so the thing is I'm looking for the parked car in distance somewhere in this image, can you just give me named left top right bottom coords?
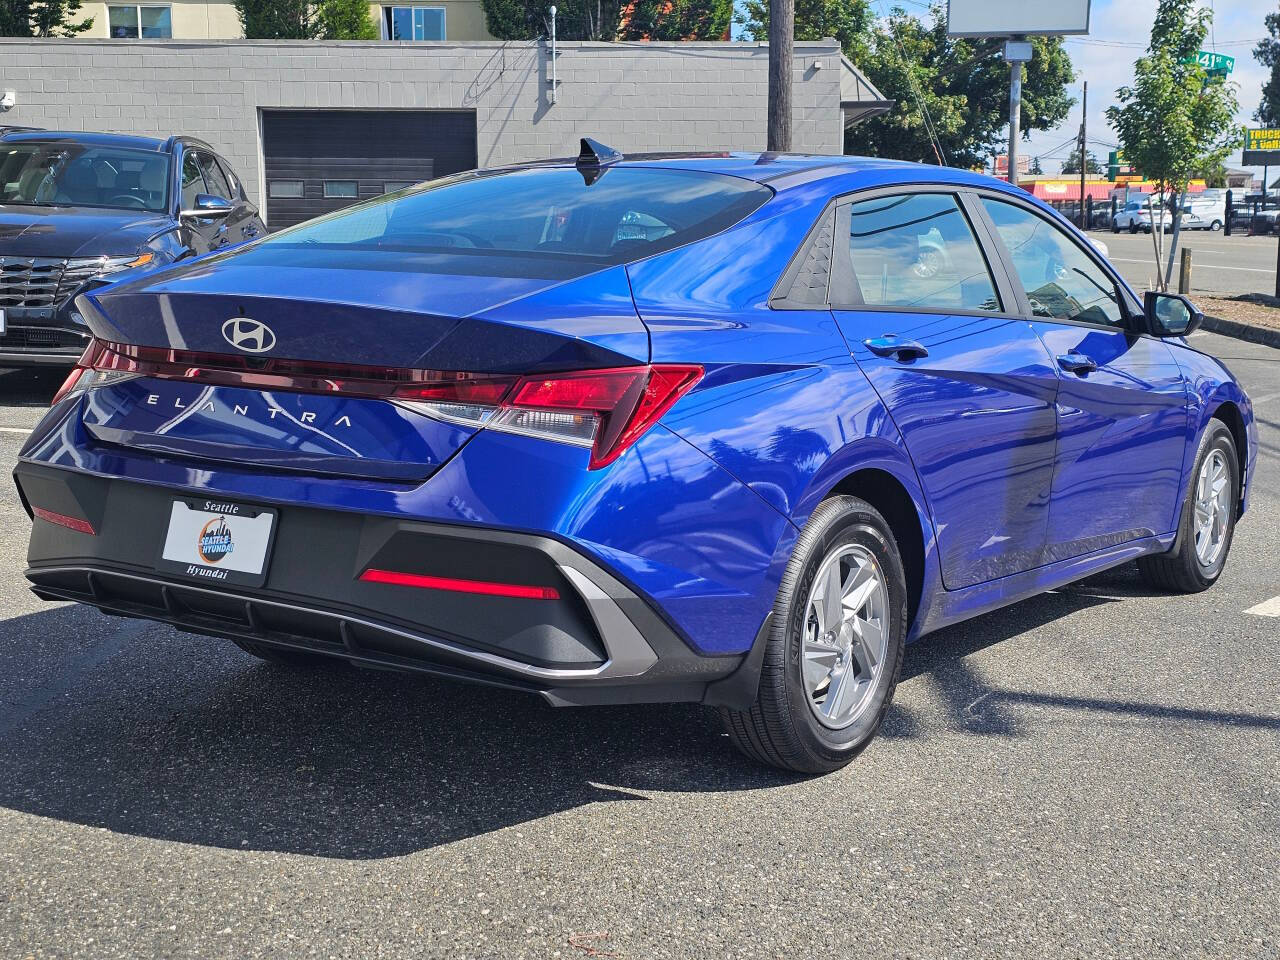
left=1112, top=199, right=1170, bottom=234
left=0, top=130, right=263, bottom=367
left=17, top=145, right=1257, bottom=774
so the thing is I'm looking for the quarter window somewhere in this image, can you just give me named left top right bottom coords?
left=108, top=5, right=172, bottom=38
left=981, top=198, right=1125, bottom=327
left=383, top=6, right=446, bottom=40
left=840, top=193, right=1001, bottom=312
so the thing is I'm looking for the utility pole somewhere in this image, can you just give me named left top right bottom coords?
left=1005, top=38, right=1031, bottom=187
left=767, top=0, right=794, bottom=151
left=1078, top=81, right=1087, bottom=229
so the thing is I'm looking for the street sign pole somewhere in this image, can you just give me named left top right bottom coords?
left=1005, top=38, right=1032, bottom=188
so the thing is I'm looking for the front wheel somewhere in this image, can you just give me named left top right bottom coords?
left=1129, top=223, right=1138, bottom=234
left=1138, top=421, right=1238, bottom=592
left=719, top=496, right=908, bottom=774
left=1210, top=220, right=1223, bottom=231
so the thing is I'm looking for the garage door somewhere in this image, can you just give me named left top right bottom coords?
left=261, top=110, right=477, bottom=230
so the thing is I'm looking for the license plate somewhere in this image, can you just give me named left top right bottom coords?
left=158, top=499, right=276, bottom=587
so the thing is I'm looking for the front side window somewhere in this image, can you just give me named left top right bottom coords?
left=384, top=5, right=445, bottom=40
left=108, top=5, right=172, bottom=38
left=981, top=198, right=1125, bottom=327
left=180, top=151, right=205, bottom=209
left=0, top=141, right=170, bottom=212
left=841, top=193, right=1001, bottom=312
left=195, top=152, right=232, bottom=201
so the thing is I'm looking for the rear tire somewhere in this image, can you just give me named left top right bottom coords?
left=1210, top=220, right=1222, bottom=231
left=719, top=496, right=908, bottom=774
left=1129, top=223, right=1138, bottom=234
left=1137, top=421, right=1238, bottom=593
left=232, top=638, right=339, bottom=667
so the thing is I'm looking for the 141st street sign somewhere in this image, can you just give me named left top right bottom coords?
left=1243, top=128, right=1280, bottom=167
left=1181, top=50, right=1234, bottom=76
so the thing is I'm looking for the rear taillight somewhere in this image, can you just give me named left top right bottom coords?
left=403, top=364, right=703, bottom=468
left=63, top=338, right=702, bottom=469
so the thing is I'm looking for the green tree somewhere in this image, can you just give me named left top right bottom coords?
left=621, top=0, right=732, bottom=41
left=1256, top=6, right=1280, bottom=126
left=482, top=0, right=729, bottom=40
left=1107, top=0, right=1240, bottom=289
left=0, top=0, right=94, bottom=37
left=1061, top=149, right=1102, bottom=175
left=233, top=0, right=376, bottom=39
left=737, top=0, right=872, bottom=64
left=1028, top=156, right=1044, bottom=176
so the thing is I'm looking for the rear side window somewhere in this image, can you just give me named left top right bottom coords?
left=260, top=167, right=772, bottom=277
left=981, top=198, right=1125, bottom=327
left=840, top=193, right=1001, bottom=312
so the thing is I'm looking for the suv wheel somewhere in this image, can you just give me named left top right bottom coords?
left=1138, top=421, right=1238, bottom=592
left=719, top=496, right=907, bottom=774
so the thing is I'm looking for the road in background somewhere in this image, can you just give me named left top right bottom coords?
left=0, top=333, right=1277, bottom=959
left=1092, top=230, right=1278, bottom=297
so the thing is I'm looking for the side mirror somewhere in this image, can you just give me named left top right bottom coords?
left=1143, top=290, right=1203, bottom=338
left=180, top=193, right=233, bottom=219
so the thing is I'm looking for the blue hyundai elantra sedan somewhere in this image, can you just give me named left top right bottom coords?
left=15, top=142, right=1257, bottom=773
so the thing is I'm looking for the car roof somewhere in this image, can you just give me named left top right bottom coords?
left=0, top=130, right=170, bottom=151
left=493, top=151, right=1023, bottom=195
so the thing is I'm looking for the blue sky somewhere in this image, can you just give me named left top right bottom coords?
left=1024, top=0, right=1269, bottom=177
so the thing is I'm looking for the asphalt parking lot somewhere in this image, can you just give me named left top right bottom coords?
left=0, top=332, right=1277, bottom=960
left=1091, top=229, right=1279, bottom=298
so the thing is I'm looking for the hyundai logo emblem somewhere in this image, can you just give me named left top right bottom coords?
left=221, top=317, right=276, bottom=354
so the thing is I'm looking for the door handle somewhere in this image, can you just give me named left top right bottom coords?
left=1057, top=352, right=1098, bottom=375
left=864, top=336, right=929, bottom=362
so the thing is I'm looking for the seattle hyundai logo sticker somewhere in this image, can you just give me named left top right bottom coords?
left=197, top=516, right=234, bottom=564
left=221, top=317, right=276, bottom=353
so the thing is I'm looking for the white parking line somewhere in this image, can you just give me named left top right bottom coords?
left=1250, top=392, right=1280, bottom=406
left=1244, top=596, right=1280, bottom=618
left=1108, top=257, right=1273, bottom=274
left=0, top=426, right=32, bottom=435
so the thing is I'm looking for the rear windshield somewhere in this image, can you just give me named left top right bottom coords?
left=0, top=141, right=171, bottom=213
left=261, top=166, right=772, bottom=278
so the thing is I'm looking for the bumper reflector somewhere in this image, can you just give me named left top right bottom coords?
left=359, top=567, right=560, bottom=600
left=32, top=507, right=96, bottom=535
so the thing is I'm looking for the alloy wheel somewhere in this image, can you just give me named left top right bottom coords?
left=1193, top=448, right=1232, bottom=567
left=801, top=544, right=890, bottom=730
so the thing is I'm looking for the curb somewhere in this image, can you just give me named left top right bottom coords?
left=1200, top=315, right=1280, bottom=349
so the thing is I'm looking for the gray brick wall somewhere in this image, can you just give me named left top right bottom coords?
left=0, top=38, right=847, bottom=207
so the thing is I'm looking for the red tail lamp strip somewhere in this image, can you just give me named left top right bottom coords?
left=32, top=507, right=96, bottom=535
left=359, top=567, right=560, bottom=600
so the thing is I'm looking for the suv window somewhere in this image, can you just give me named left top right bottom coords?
left=981, top=198, right=1125, bottom=327
left=839, top=193, right=1001, bottom=312
left=0, top=141, right=170, bottom=213
left=195, top=152, right=233, bottom=202
left=180, top=151, right=205, bottom=209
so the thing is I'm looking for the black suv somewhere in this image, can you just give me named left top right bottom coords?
left=0, top=130, right=264, bottom=366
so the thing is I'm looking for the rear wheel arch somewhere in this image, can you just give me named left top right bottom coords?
left=823, top=468, right=925, bottom=631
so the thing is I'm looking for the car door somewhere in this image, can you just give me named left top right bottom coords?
left=176, top=148, right=223, bottom=255
left=828, top=190, right=1061, bottom=589
left=975, top=195, right=1188, bottom=563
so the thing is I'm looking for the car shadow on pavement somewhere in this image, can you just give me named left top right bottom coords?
left=0, top=563, right=1270, bottom=860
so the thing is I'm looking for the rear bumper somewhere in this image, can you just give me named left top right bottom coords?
left=15, top=461, right=747, bottom=706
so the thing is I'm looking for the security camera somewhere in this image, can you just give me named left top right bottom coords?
left=0, top=91, right=15, bottom=112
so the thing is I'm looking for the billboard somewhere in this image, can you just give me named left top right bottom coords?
left=947, top=0, right=1091, bottom=37
left=1242, top=128, right=1280, bottom=167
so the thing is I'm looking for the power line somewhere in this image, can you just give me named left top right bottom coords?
left=875, top=0, right=947, bottom=166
